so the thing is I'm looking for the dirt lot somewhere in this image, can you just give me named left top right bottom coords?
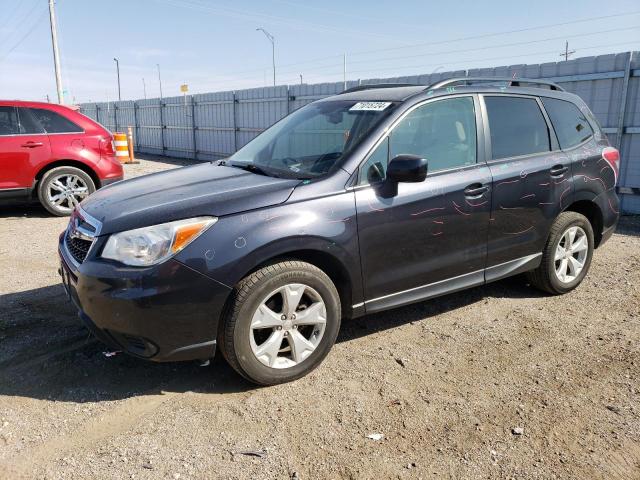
left=0, top=155, right=639, bottom=480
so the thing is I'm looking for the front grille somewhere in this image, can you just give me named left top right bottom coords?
left=63, top=208, right=101, bottom=265
left=65, top=228, right=93, bottom=264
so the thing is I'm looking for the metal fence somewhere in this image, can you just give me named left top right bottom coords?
left=79, top=51, right=640, bottom=214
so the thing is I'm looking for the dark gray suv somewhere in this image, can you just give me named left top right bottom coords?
left=58, top=78, right=620, bottom=385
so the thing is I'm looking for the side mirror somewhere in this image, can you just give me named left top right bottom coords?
left=387, top=154, right=428, bottom=183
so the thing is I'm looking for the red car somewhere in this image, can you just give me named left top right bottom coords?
left=0, top=100, right=123, bottom=216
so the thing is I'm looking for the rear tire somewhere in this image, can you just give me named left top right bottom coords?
left=219, top=261, right=341, bottom=385
left=38, top=166, right=95, bottom=216
left=527, top=211, right=594, bottom=295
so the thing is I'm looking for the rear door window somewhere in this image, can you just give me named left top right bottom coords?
left=29, top=108, right=83, bottom=133
left=0, top=106, right=19, bottom=135
left=541, top=97, right=594, bottom=149
left=17, top=108, right=46, bottom=134
left=484, top=96, right=551, bottom=160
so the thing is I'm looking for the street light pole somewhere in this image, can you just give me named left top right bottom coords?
left=343, top=53, right=347, bottom=91
left=48, top=0, right=64, bottom=104
left=256, top=27, right=275, bottom=86
left=113, top=58, right=121, bottom=101
left=142, top=77, right=147, bottom=99
left=157, top=63, right=163, bottom=99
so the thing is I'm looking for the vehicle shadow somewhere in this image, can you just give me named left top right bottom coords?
left=338, top=275, right=544, bottom=343
left=0, top=202, right=53, bottom=219
left=0, top=276, right=543, bottom=403
left=616, top=214, right=640, bottom=237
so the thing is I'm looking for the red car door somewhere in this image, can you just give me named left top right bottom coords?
left=0, top=105, right=52, bottom=190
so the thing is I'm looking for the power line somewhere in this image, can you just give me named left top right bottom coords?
left=151, top=0, right=410, bottom=44
left=0, top=9, right=48, bottom=63
left=285, top=26, right=639, bottom=74
left=0, top=0, right=34, bottom=26
left=198, top=40, right=639, bottom=92
left=349, top=11, right=640, bottom=58
left=161, top=10, right=640, bottom=86
left=192, top=27, right=638, bottom=90
left=0, top=0, right=41, bottom=49
left=318, top=41, right=640, bottom=78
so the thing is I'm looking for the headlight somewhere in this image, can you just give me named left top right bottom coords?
left=101, top=217, right=217, bottom=266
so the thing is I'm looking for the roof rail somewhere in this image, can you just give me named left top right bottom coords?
left=428, top=77, right=564, bottom=92
left=341, top=83, right=420, bottom=94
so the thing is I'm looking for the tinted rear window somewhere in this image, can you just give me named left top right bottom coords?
left=30, top=108, right=83, bottom=133
left=541, top=97, right=594, bottom=149
left=485, top=96, right=550, bottom=160
left=0, top=106, right=19, bottom=135
left=17, top=108, right=46, bottom=134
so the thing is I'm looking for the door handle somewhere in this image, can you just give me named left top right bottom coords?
left=464, top=183, right=489, bottom=198
left=21, top=141, right=44, bottom=148
left=550, top=164, right=568, bottom=177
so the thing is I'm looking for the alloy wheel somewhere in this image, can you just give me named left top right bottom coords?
left=46, top=174, right=89, bottom=213
left=249, top=283, right=327, bottom=369
left=554, top=226, right=588, bottom=284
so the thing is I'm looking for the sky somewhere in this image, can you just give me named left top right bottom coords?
left=0, top=0, right=638, bottom=104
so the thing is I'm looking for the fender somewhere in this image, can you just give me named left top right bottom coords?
left=175, top=189, right=364, bottom=310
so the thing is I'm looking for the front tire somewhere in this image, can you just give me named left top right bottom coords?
left=220, top=261, right=341, bottom=385
left=527, top=211, right=594, bottom=294
left=37, top=166, right=95, bottom=216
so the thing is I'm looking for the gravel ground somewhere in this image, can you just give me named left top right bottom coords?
left=0, top=155, right=639, bottom=480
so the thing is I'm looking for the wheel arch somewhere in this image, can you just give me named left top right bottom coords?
left=33, top=159, right=101, bottom=193
left=563, top=198, right=604, bottom=247
left=245, top=247, right=356, bottom=320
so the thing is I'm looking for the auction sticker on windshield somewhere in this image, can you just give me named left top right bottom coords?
left=349, top=102, right=392, bottom=111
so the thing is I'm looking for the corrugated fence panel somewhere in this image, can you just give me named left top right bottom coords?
left=135, top=99, right=163, bottom=154
left=236, top=86, right=289, bottom=149
left=193, top=90, right=235, bottom=159
left=79, top=51, right=640, bottom=213
left=95, top=102, right=116, bottom=132
left=162, top=95, right=195, bottom=158
left=619, top=52, right=640, bottom=213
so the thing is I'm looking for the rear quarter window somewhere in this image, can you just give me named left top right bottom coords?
left=541, top=97, right=594, bottom=149
left=29, top=108, right=83, bottom=133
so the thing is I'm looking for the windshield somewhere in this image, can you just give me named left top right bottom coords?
left=228, top=100, right=397, bottom=179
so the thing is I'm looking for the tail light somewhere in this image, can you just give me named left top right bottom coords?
left=602, top=147, right=619, bottom=184
left=99, top=136, right=116, bottom=159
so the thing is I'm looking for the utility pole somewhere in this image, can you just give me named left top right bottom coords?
left=48, top=0, right=64, bottom=104
left=157, top=64, right=163, bottom=99
left=113, top=58, right=121, bottom=100
left=256, top=28, right=275, bottom=86
left=142, top=77, right=147, bottom=99
left=560, top=41, right=575, bottom=61
left=343, top=53, right=347, bottom=90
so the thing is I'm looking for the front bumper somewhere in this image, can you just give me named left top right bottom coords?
left=100, top=175, right=124, bottom=188
left=58, top=234, right=231, bottom=362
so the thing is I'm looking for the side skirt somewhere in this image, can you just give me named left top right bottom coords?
left=484, top=253, right=542, bottom=283
left=356, top=253, right=542, bottom=315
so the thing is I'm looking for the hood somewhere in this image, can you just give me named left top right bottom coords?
left=81, top=163, right=300, bottom=235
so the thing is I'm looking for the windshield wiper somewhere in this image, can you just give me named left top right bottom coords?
left=228, top=163, right=277, bottom=178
